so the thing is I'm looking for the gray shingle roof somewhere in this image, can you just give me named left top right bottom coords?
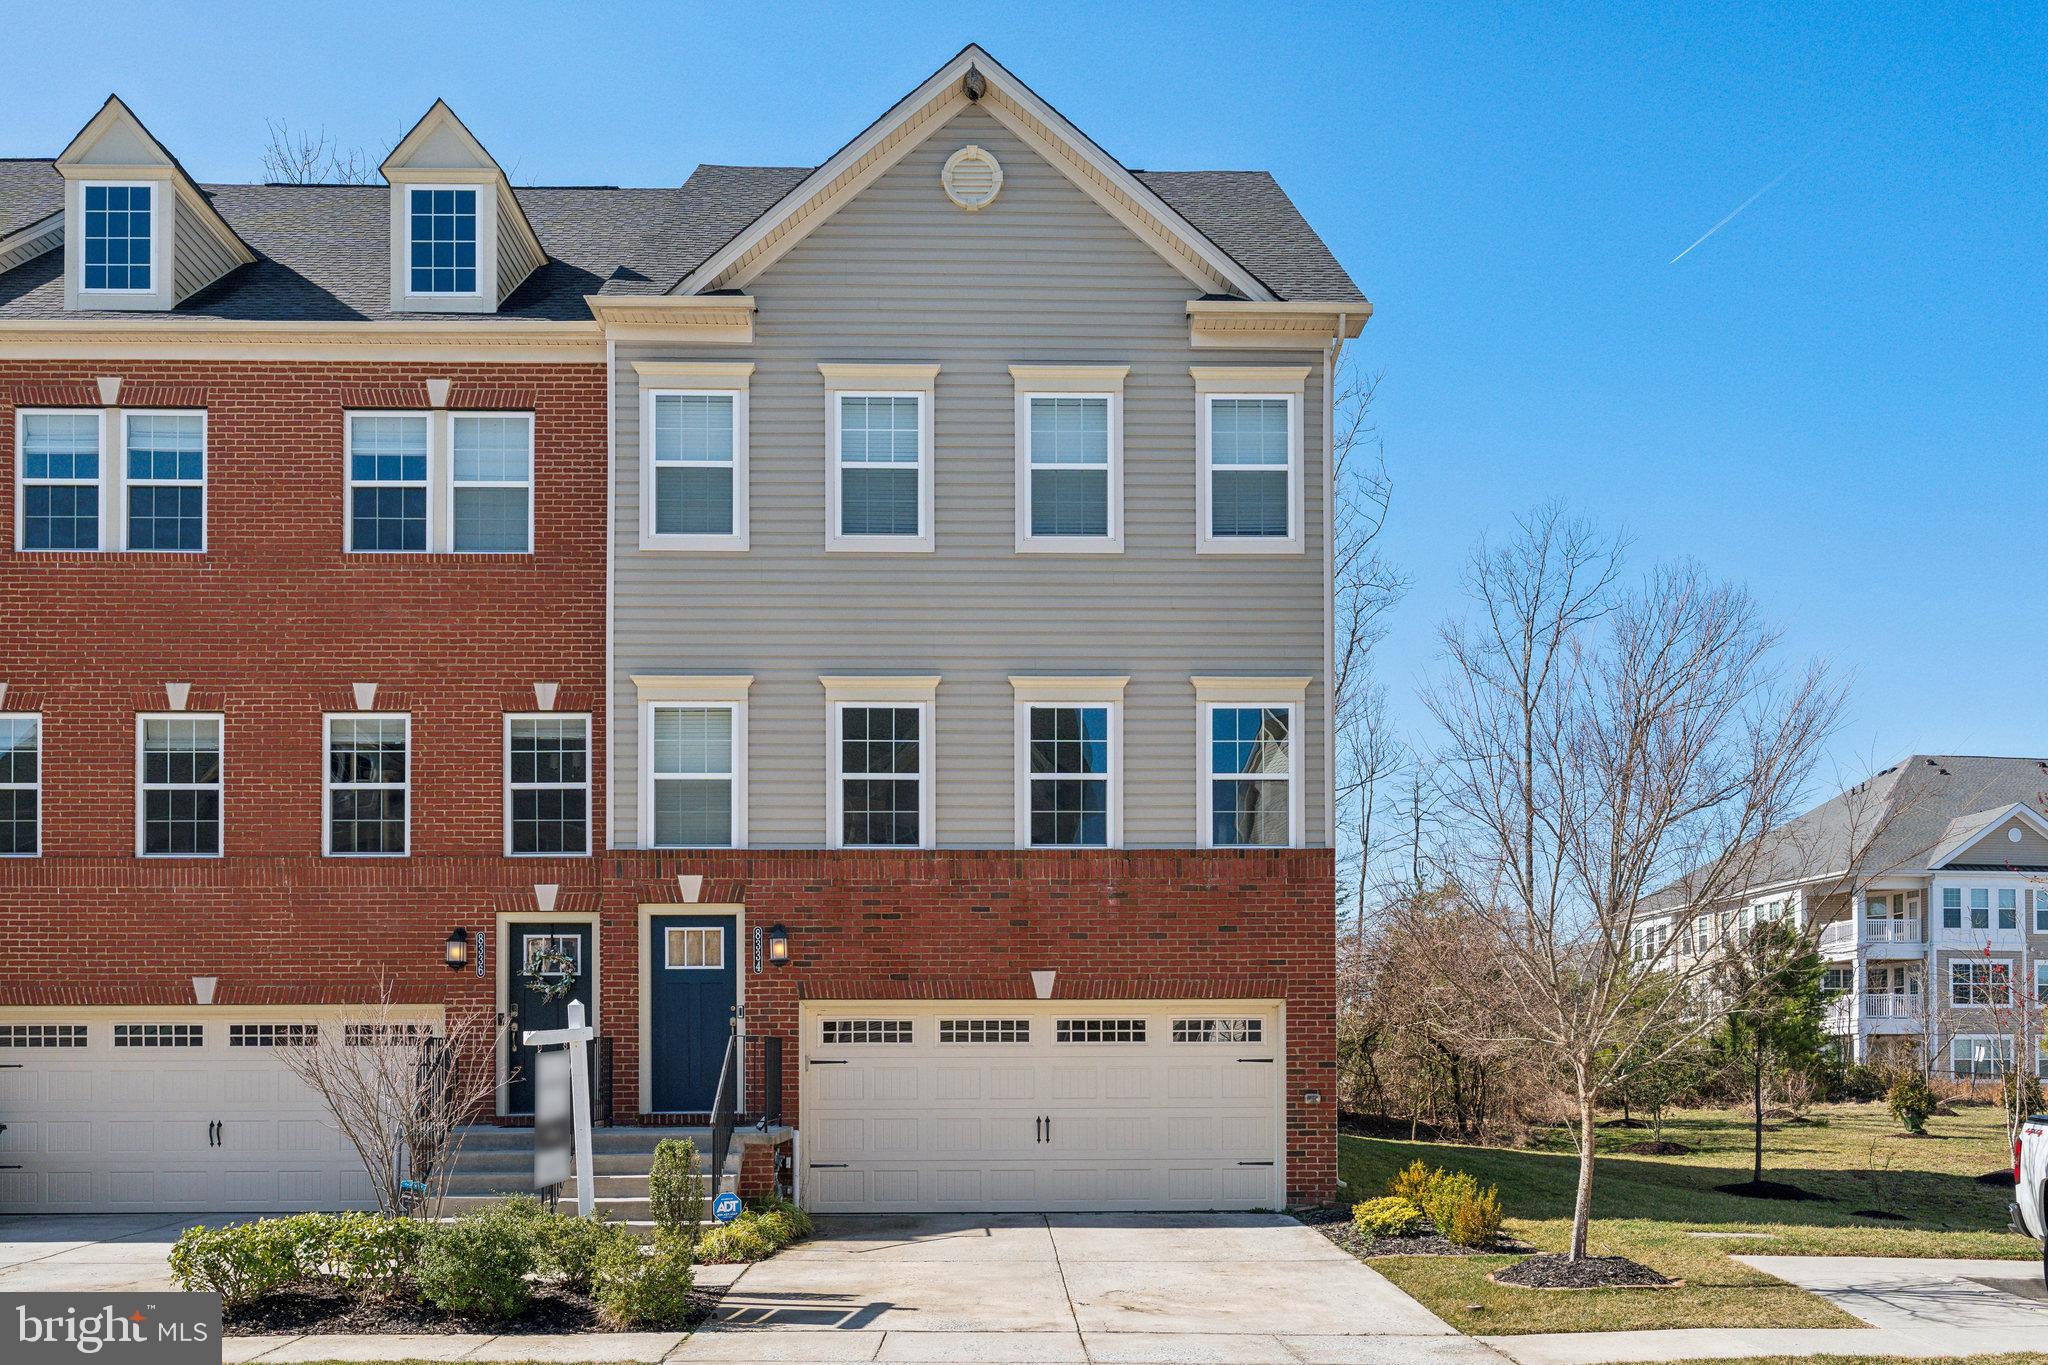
left=1136, top=171, right=1365, bottom=303
left=0, top=154, right=1361, bottom=319
left=0, top=159, right=63, bottom=240
left=1647, top=755, right=2048, bottom=909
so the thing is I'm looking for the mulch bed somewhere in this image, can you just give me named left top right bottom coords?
left=223, top=1279, right=725, bottom=1336
left=1620, top=1140, right=1693, bottom=1156
left=1712, top=1179, right=1829, bottom=1202
left=1294, top=1205, right=1524, bottom=1259
left=1490, top=1253, right=1677, bottom=1290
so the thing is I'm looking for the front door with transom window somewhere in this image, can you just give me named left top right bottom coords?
left=648, top=914, right=737, bottom=1114
left=505, top=922, right=594, bottom=1117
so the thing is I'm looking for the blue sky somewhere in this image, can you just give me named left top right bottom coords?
left=8, top=2, right=2045, bottom=789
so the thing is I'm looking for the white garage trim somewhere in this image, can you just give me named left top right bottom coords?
left=798, top=998, right=1286, bottom=1214
left=0, top=1004, right=441, bottom=1215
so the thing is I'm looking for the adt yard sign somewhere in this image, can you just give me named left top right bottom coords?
left=713, top=1191, right=742, bottom=1223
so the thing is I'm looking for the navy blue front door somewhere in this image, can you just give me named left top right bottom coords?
left=648, top=915, right=738, bottom=1113
left=506, top=922, right=594, bottom=1117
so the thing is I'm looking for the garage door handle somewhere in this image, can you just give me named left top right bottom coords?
left=1237, top=1160, right=1274, bottom=1166
left=1238, top=1057, right=1274, bottom=1063
left=1035, top=1117, right=1043, bottom=1143
left=809, top=1059, right=848, bottom=1066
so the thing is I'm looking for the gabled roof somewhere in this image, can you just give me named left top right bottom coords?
left=381, top=99, right=546, bottom=286
left=1927, top=801, right=2048, bottom=870
left=0, top=160, right=63, bottom=241
left=57, top=95, right=253, bottom=268
left=671, top=45, right=1326, bottom=303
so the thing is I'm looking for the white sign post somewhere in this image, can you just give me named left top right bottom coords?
left=522, top=998, right=596, bottom=1217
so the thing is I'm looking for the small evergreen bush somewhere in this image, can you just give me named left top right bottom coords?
left=1441, top=1183, right=1505, bottom=1248
left=533, top=1212, right=636, bottom=1295
left=1889, top=1073, right=1938, bottom=1133
left=325, top=1212, right=428, bottom=1299
left=1418, top=1170, right=1479, bottom=1237
left=595, top=1230, right=697, bottom=1329
left=693, top=1215, right=775, bottom=1264
left=167, top=1220, right=306, bottom=1308
left=1352, top=1196, right=1425, bottom=1238
left=1385, top=1158, right=1440, bottom=1207
left=415, top=1204, right=538, bottom=1319
left=649, top=1138, right=707, bottom=1234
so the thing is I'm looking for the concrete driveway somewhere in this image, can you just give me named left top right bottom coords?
left=684, top=1211, right=1505, bottom=1364
left=0, top=1213, right=203, bottom=1292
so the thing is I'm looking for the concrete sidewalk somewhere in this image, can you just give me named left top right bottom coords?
left=1482, top=1255, right=2048, bottom=1364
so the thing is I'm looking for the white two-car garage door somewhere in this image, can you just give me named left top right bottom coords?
left=802, top=1001, right=1283, bottom=1213
left=0, top=1012, right=406, bottom=1214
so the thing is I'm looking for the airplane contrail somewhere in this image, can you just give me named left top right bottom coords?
left=1669, top=144, right=1827, bottom=264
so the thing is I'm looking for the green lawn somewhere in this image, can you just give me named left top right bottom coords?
left=1342, top=1102, right=2035, bottom=1335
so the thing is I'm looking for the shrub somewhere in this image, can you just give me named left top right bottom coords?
left=1352, top=1196, right=1424, bottom=1238
left=1834, top=1062, right=1892, bottom=1103
left=749, top=1195, right=813, bottom=1243
left=167, top=1220, right=307, bottom=1309
left=316, top=1212, right=427, bottom=1299
left=2004, top=1071, right=2046, bottom=1125
left=1889, top=1073, right=1938, bottom=1134
left=533, top=1213, right=636, bottom=1296
left=595, top=1229, right=697, bottom=1329
left=649, top=1138, right=706, bottom=1234
left=1386, top=1158, right=1440, bottom=1208
left=415, top=1204, right=537, bottom=1319
left=693, top=1215, right=774, bottom=1264
left=1442, top=1183, right=1504, bottom=1248
left=1418, top=1170, right=1479, bottom=1237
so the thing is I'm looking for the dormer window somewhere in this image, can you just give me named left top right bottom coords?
left=81, top=182, right=154, bottom=293
left=407, top=187, right=478, bottom=296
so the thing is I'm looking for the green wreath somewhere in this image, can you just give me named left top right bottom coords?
left=523, top=947, right=579, bottom=1003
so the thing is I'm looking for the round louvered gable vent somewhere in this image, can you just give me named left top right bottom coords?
left=942, top=145, right=1003, bottom=211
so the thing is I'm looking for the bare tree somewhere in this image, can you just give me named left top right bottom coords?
left=271, top=983, right=503, bottom=1216
left=1340, top=682, right=1403, bottom=940
left=1425, top=504, right=1840, bottom=1262
left=262, top=119, right=376, bottom=185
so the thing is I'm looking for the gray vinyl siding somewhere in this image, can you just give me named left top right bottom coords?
left=1950, top=819, right=2048, bottom=868
left=612, top=106, right=1328, bottom=849
left=171, top=194, right=239, bottom=303
left=496, top=185, right=543, bottom=305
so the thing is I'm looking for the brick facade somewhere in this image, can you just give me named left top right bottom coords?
left=0, top=358, right=1339, bottom=1206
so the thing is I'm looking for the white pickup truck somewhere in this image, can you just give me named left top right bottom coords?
left=2013, top=1114, right=2048, bottom=1284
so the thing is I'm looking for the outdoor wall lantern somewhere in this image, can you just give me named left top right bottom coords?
left=766, top=924, right=791, bottom=965
left=444, top=927, right=472, bottom=971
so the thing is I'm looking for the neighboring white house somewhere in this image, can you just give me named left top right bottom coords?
left=1638, top=755, right=2048, bottom=1075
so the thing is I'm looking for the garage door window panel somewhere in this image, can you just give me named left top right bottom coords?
left=114, top=1023, right=203, bottom=1047
left=822, top=1019, right=912, bottom=1045
left=939, top=1019, right=1031, bottom=1044
left=1056, top=1018, right=1146, bottom=1044
left=1172, top=1018, right=1263, bottom=1043
left=0, top=1023, right=86, bottom=1047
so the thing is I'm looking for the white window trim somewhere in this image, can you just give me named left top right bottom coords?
left=1949, top=957, right=2015, bottom=1008
left=641, top=699, right=747, bottom=851
left=0, top=712, right=42, bottom=858
left=402, top=184, right=485, bottom=299
left=637, top=366, right=752, bottom=552
left=822, top=675, right=940, bottom=850
left=119, top=408, right=207, bottom=553
left=1191, top=365, right=1309, bottom=555
left=450, top=410, right=535, bottom=555
left=820, top=363, right=939, bottom=554
left=134, top=712, right=224, bottom=859
left=1192, top=676, right=1312, bottom=850
left=503, top=712, right=592, bottom=858
left=1952, top=1033, right=2014, bottom=1077
left=2033, top=890, right=2048, bottom=934
left=15, top=407, right=106, bottom=553
left=323, top=712, right=411, bottom=857
left=1011, top=365, right=1127, bottom=554
left=344, top=409, right=432, bottom=554
left=78, top=181, right=160, bottom=296
left=1009, top=676, right=1128, bottom=849
left=662, top=924, right=727, bottom=971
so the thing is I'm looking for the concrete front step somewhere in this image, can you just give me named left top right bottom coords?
left=451, top=1125, right=713, bottom=1154
left=436, top=1193, right=660, bottom=1220
left=448, top=1150, right=664, bottom=1177
left=442, top=1172, right=652, bottom=1198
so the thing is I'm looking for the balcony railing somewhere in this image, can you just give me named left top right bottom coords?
left=1863, top=994, right=1922, bottom=1019
left=1817, top=919, right=1921, bottom=951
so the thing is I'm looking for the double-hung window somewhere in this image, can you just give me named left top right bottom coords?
left=1942, top=887, right=1962, bottom=930
left=0, top=715, right=40, bottom=856
left=124, top=412, right=206, bottom=551
left=1012, top=366, right=1125, bottom=551
left=1970, top=888, right=1991, bottom=931
left=407, top=187, right=478, bottom=296
left=81, top=182, right=154, bottom=293
left=17, top=411, right=102, bottom=550
left=1193, top=366, right=1307, bottom=554
left=346, top=411, right=534, bottom=553
left=647, top=703, right=741, bottom=848
left=1011, top=677, right=1124, bottom=848
left=137, top=715, right=222, bottom=856
left=505, top=715, right=590, bottom=856
left=825, top=678, right=936, bottom=849
left=346, top=414, right=429, bottom=551
left=2034, top=890, right=2048, bottom=934
left=451, top=414, right=532, bottom=552
left=1952, top=1035, right=2013, bottom=1079
left=1950, top=959, right=2012, bottom=1007
left=822, top=364, right=937, bottom=552
left=1195, top=678, right=1307, bottom=848
left=325, top=715, right=409, bottom=856
left=640, top=366, right=751, bottom=550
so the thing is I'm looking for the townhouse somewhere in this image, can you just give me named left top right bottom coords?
left=1637, top=755, right=2048, bottom=1079
left=0, top=47, right=1364, bottom=1215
